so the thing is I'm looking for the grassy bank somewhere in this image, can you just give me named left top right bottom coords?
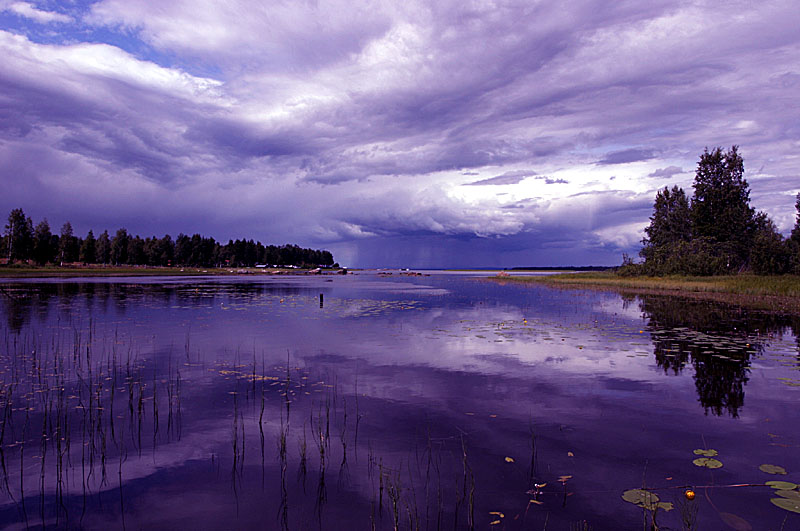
left=493, top=271, right=800, bottom=314
left=0, top=265, right=333, bottom=278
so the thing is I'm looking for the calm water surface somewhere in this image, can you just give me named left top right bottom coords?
left=1, top=272, right=799, bottom=530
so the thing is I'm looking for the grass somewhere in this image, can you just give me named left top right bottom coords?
left=492, top=271, right=800, bottom=314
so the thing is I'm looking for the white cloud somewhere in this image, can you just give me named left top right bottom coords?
left=6, top=2, right=72, bottom=24
left=87, top=0, right=400, bottom=72
left=0, top=31, right=224, bottom=102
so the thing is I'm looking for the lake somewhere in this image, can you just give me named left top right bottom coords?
left=1, top=272, right=799, bottom=529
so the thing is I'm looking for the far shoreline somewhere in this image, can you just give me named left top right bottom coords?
left=0, top=265, right=346, bottom=279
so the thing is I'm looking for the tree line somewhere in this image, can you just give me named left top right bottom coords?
left=1, top=209, right=335, bottom=268
left=624, top=146, right=800, bottom=276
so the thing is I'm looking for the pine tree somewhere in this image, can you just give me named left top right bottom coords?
left=127, top=236, right=145, bottom=265
left=642, top=186, right=691, bottom=249
left=639, top=186, right=691, bottom=273
left=80, top=230, right=97, bottom=263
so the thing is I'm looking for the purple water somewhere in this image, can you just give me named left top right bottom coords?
left=0, top=273, right=798, bottom=529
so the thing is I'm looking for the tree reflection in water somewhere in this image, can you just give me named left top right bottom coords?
left=637, top=294, right=795, bottom=418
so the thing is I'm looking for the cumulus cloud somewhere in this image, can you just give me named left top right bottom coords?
left=0, top=0, right=799, bottom=265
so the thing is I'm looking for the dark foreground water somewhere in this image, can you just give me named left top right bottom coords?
left=0, top=272, right=799, bottom=530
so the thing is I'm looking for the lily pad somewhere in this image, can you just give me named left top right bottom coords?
left=693, top=448, right=719, bottom=457
left=771, top=497, right=800, bottom=513
left=693, top=457, right=723, bottom=469
left=766, top=481, right=798, bottom=490
left=776, top=490, right=800, bottom=501
left=759, top=464, right=787, bottom=475
left=622, top=489, right=659, bottom=507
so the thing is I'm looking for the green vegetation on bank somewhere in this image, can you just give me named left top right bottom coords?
left=495, top=272, right=800, bottom=313
left=503, top=271, right=800, bottom=297
left=510, top=266, right=611, bottom=272
left=1, top=208, right=336, bottom=269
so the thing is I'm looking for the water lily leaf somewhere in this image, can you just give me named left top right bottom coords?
left=759, top=464, right=787, bottom=475
left=693, top=457, right=723, bottom=469
left=622, top=489, right=660, bottom=509
left=656, top=502, right=674, bottom=512
left=719, top=512, right=752, bottom=531
left=693, top=448, right=719, bottom=456
left=771, top=497, right=800, bottom=513
left=766, top=481, right=798, bottom=490
left=776, top=490, right=800, bottom=501
left=504, top=456, right=515, bottom=463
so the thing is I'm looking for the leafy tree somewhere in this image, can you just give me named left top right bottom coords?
left=750, top=213, right=791, bottom=275
left=33, top=219, right=55, bottom=265
left=59, top=222, right=79, bottom=264
left=690, top=146, right=754, bottom=270
left=791, top=193, right=800, bottom=242
left=95, top=230, right=111, bottom=264
left=80, top=230, right=97, bottom=263
left=111, top=228, right=129, bottom=265
left=640, top=186, right=691, bottom=273
left=790, top=193, right=800, bottom=274
left=5, top=208, right=33, bottom=262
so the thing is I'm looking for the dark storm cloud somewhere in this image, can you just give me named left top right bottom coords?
left=648, top=166, right=684, bottom=179
left=321, top=187, right=655, bottom=266
left=597, top=148, right=656, bottom=165
left=540, top=177, right=568, bottom=184
left=464, top=170, right=537, bottom=186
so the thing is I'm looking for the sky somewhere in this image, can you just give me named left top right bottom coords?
left=0, top=0, right=799, bottom=268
